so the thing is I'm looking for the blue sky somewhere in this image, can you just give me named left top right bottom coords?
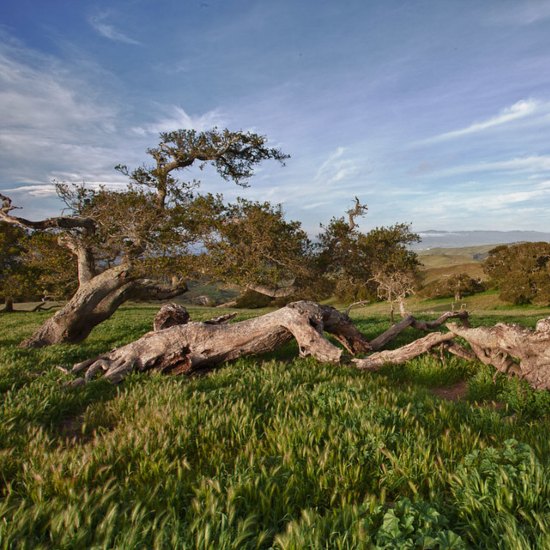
left=2, top=0, right=550, bottom=234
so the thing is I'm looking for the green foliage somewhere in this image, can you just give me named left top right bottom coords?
left=484, top=243, right=550, bottom=305
left=275, top=499, right=465, bottom=549
left=451, top=439, right=550, bottom=548
left=317, top=206, right=420, bottom=302
left=1, top=307, right=550, bottom=547
left=421, top=273, right=485, bottom=301
left=235, top=289, right=274, bottom=309
left=202, top=198, right=315, bottom=298
left=0, top=223, right=76, bottom=301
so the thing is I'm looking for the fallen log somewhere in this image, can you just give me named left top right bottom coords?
left=72, top=302, right=370, bottom=383
left=70, top=301, right=469, bottom=384
left=68, top=301, right=550, bottom=392
left=352, top=332, right=456, bottom=371
left=447, top=319, right=550, bottom=390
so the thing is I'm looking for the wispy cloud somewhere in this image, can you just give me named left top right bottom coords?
left=89, top=12, right=140, bottom=45
left=132, top=106, right=225, bottom=135
left=429, top=155, right=550, bottom=178
left=489, top=1, right=550, bottom=25
left=407, top=179, right=550, bottom=230
left=420, top=99, right=541, bottom=144
left=0, top=39, right=141, bottom=217
left=314, top=147, right=361, bottom=185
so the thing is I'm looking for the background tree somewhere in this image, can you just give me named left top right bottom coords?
left=0, top=221, right=27, bottom=310
left=201, top=198, right=315, bottom=303
left=0, top=128, right=288, bottom=346
left=316, top=199, right=420, bottom=304
left=371, top=269, right=416, bottom=322
left=484, top=242, right=550, bottom=305
left=0, top=224, right=76, bottom=308
left=421, top=273, right=485, bottom=302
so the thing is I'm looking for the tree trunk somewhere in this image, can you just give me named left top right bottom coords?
left=397, top=297, right=407, bottom=318
left=447, top=319, right=550, bottom=390
left=21, top=266, right=187, bottom=348
left=72, top=302, right=372, bottom=383
left=1, top=297, right=14, bottom=313
left=71, top=302, right=467, bottom=385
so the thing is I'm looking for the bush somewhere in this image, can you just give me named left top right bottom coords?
left=421, top=273, right=485, bottom=301
left=484, top=243, right=550, bottom=305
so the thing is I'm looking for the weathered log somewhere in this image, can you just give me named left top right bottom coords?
left=447, top=319, right=550, bottom=390
left=73, top=301, right=367, bottom=383
left=153, top=303, right=190, bottom=331
left=353, top=332, right=456, bottom=371
left=369, top=310, right=469, bottom=351
left=67, top=301, right=550, bottom=392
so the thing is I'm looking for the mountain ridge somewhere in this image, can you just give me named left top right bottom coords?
left=413, top=229, right=550, bottom=250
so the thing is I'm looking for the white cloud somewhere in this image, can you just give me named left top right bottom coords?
left=428, top=155, right=550, bottom=179
left=3, top=184, right=57, bottom=197
left=421, top=99, right=541, bottom=144
left=489, top=1, right=550, bottom=25
left=132, top=106, right=225, bottom=135
left=314, top=147, right=361, bottom=186
left=88, top=12, right=140, bottom=45
left=0, top=38, right=245, bottom=215
left=0, top=40, right=138, bottom=206
left=411, top=180, right=550, bottom=219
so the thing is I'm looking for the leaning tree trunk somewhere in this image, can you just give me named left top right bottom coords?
left=21, top=266, right=187, bottom=348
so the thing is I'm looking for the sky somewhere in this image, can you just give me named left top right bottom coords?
left=2, top=0, right=550, bottom=235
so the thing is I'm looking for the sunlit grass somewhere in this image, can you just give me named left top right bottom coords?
left=1, top=305, right=549, bottom=548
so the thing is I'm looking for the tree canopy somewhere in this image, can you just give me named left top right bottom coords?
left=484, top=242, right=550, bottom=305
left=0, top=128, right=289, bottom=346
left=316, top=201, right=420, bottom=302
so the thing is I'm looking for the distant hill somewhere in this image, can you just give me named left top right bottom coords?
left=417, top=244, right=498, bottom=283
left=413, top=230, right=550, bottom=250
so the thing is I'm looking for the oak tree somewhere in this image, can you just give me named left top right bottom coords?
left=484, top=243, right=550, bottom=305
left=0, top=128, right=288, bottom=346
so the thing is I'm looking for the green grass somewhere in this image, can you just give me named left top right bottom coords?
left=1, top=306, right=550, bottom=548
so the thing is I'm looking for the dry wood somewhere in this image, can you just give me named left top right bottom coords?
left=67, top=300, right=550, bottom=393
left=447, top=319, right=550, bottom=390
left=369, top=310, right=469, bottom=351
left=73, top=301, right=353, bottom=383
left=352, top=332, right=456, bottom=371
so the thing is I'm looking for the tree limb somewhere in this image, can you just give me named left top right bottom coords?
left=0, top=193, right=96, bottom=234
left=369, top=310, right=469, bottom=351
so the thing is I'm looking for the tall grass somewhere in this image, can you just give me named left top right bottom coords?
left=1, top=306, right=549, bottom=548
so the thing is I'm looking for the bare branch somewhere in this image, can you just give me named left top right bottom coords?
left=0, top=193, right=96, bottom=233
left=346, top=196, right=368, bottom=230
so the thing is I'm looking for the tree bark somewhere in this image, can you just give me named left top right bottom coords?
left=352, top=332, right=456, bottom=371
left=73, top=301, right=353, bottom=383
left=70, top=302, right=463, bottom=384
left=447, top=319, right=550, bottom=390
left=65, top=302, right=550, bottom=392
left=21, top=266, right=188, bottom=348
left=1, top=297, right=14, bottom=313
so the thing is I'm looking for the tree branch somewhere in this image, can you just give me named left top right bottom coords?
left=0, top=193, right=96, bottom=233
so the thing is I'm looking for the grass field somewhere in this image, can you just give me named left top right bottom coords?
left=417, top=246, right=488, bottom=288
left=1, top=305, right=550, bottom=548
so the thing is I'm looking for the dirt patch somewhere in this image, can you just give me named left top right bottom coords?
left=430, top=380, right=468, bottom=401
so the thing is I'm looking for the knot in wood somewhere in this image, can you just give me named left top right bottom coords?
left=153, top=303, right=190, bottom=331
